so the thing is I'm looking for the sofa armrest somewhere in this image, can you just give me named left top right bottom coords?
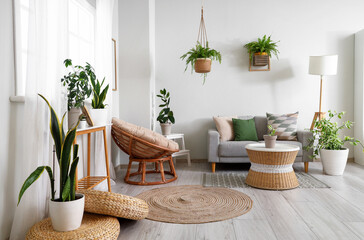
left=297, top=130, right=313, bottom=162
left=208, top=129, right=220, bottom=163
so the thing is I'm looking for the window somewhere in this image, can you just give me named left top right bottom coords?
left=68, top=0, right=95, bottom=66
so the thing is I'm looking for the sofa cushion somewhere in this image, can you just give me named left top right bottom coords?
left=254, top=116, right=268, bottom=140
left=213, top=116, right=237, bottom=141
left=232, top=118, right=258, bottom=141
left=266, top=112, right=299, bottom=141
left=219, top=141, right=258, bottom=157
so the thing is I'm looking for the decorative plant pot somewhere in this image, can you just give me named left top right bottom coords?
left=263, top=135, right=277, bottom=148
left=89, top=108, right=109, bottom=126
left=320, top=148, right=349, bottom=175
left=160, top=123, right=172, bottom=135
left=78, top=120, right=87, bottom=129
left=49, top=194, right=85, bottom=231
left=68, top=108, right=81, bottom=130
left=253, top=53, right=269, bottom=66
left=195, top=58, right=212, bottom=73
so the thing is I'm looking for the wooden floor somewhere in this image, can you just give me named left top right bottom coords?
left=113, top=161, right=364, bottom=240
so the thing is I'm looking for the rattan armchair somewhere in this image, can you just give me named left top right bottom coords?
left=111, top=118, right=179, bottom=185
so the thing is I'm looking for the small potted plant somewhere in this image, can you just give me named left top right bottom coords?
left=244, top=35, right=279, bottom=66
left=61, top=59, right=92, bottom=129
left=79, top=114, right=88, bottom=129
left=180, top=41, right=222, bottom=84
left=85, top=63, right=109, bottom=126
left=156, top=88, right=175, bottom=135
left=18, top=94, right=84, bottom=232
left=304, top=110, right=364, bottom=175
left=264, top=125, right=277, bottom=148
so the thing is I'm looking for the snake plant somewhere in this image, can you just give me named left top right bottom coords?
left=84, top=63, right=109, bottom=109
left=18, top=94, right=80, bottom=205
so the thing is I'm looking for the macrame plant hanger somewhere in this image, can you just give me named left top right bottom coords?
left=197, top=1, right=208, bottom=47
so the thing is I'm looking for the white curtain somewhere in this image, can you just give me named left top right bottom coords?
left=10, top=0, right=68, bottom=239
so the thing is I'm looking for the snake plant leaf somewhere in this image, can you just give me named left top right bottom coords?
left=38, top=94, right=62, bottom=162
left=60, top=112, right=66, bottom=143
left=62, top=176, right=71, bottom=201
left=98, top=84, right=109, bottom=108
left=69, top=156, right=79, bottom=200
left=18, top=166, right=53, bottom=205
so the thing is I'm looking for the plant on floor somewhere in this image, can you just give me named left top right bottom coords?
left=61, top=59, right=92, bottom=110
left=84, top=63, right=109, bottom=109
left=18, top=94, right=80, bottom=204
left=244, top=35, right=280, bottom=61
left=180, top=41, right=222, bottom=84
left=304, top=110, right=363, bottom=158
left=267, top=124, right=276, bottom=136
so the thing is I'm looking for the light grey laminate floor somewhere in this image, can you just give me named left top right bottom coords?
left=113, top=161, right=364, bottom=240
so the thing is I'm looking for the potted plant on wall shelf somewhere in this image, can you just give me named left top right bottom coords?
left=244, top=35, right=279, bottom=70
left=180, top=41, right=222, bottom=84
left=61, top=59, right=92, bottom=129
left=85, top=63, right=109, bottom=126
left=304, top=110, right=364, bottom=175
left=157, top=88, right=175, bottom=135
left=18, top=94, right=84, bottom=232
left=264, top=125, right=277, bottom=148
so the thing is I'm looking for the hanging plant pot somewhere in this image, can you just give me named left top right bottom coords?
left=195, top=58, right=212, bottom=73
left=253, top=53, right=269, bottom=66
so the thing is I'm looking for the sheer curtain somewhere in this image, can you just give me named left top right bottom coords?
left=10, top=0, right=68, bottom=239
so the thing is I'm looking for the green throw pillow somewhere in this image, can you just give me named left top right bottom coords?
left=232, top=118, right=258, bottom=141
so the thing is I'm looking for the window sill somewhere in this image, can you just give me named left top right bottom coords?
left=9, top=95, right=25, bottom=103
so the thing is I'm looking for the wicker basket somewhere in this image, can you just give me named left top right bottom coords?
left=77, top=189, right=149, bottom=220
left=26, top=213, right=119, bottom=240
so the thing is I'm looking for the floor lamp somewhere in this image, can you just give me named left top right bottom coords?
left=309, top=55, right=338, bottom=130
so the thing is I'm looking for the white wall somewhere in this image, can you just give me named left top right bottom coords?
left=0, top=0, right=24, bottom=239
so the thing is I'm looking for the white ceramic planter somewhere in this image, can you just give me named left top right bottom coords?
left=89, top=108, right=109, bottom=126
left=160, top=123, right=172, bottom=135
left=78, top=120, right=87, bottom=129
left=68, top=108, right=81, bottom=130
left=49, top=194, right=84, bottom=232
left=320, top=148, right=349, bottom=175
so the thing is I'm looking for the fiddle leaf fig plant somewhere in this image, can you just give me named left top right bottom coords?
left=304, top=110, right=364, bottom=158
left=244, top=35, right=280, bottom=61
left=156, top=88, right=175, bottom=124
left=18, top=94, right=80, bottom=205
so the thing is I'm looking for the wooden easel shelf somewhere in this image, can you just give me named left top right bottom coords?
left=77, top=176, right=109, bottom=190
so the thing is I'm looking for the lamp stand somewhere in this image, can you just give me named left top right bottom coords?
left=310, top=75, right=326, bottom=130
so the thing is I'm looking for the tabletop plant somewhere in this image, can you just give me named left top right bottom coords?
left=180, top=41, right=222, bottom=84
left=156, top=88, right=175, bottom=124
left=244, top=35, right=280, bottom=61
left=18, top=94, right=80, bottom=204
left=267, top=124, right=277, bottom=136
left=84, top=63, right=109, bottom=109
left=61, top=59, right=92, bottom=110
left=304, top=110, right=364, bottom=158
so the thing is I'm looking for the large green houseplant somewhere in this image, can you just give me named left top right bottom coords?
left=61, top=59, right=92, bottom=129
left=84, top=63, right=109, bottom=126
left=244, top=35, right=279, bottom=66
left=304, top=110, right=364, bottom=175
left=156, top=88, right=175, bottom=135
left=18, top=94, right=84, bottom=231
left=180, top=42, right=222, bottom=84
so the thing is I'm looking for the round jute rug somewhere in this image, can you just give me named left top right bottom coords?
left=136, top=185, right=253, bottom=224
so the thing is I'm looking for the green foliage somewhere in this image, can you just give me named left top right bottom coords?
left=18, top=94, right=80, bottom=205
left=84, top=63, right=109, bottom=109
left=244, top=35, right=280, bottom=61
left=156, top=88, right=175, bottom=124
left=61, top=59, right=92, bottom=110
left=304, top=110, right=364, bottom=158
left=180, top=42, right=222, bottom=84
left=267, top=125, right=276, bottom=136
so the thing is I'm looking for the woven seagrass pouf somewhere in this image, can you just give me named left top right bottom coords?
left=77, top=189, right=149, bottom=220
left=26, top=213, right=119, bottom=240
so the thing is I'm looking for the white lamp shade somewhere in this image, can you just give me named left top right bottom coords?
left=309, top=55, right=338, bottom=76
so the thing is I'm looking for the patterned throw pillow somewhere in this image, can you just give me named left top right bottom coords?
left=266, top=112, right=299, bottom=141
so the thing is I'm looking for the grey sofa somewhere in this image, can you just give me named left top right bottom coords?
left=208, top=116, right=313, bottom=173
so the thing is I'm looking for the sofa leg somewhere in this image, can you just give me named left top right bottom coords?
left=212, top=163, right=216, bottom=173
left=304, top=162, right=309, bottom=173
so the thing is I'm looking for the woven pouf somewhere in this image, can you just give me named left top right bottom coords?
left=26, top=213, right=120, bottom=240
left=77, top=189, right=149, bottom=220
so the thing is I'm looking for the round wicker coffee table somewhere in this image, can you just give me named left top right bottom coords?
left=26, top=213, right=120, bottom=240
left=245, top=143, right=299, bottom=190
